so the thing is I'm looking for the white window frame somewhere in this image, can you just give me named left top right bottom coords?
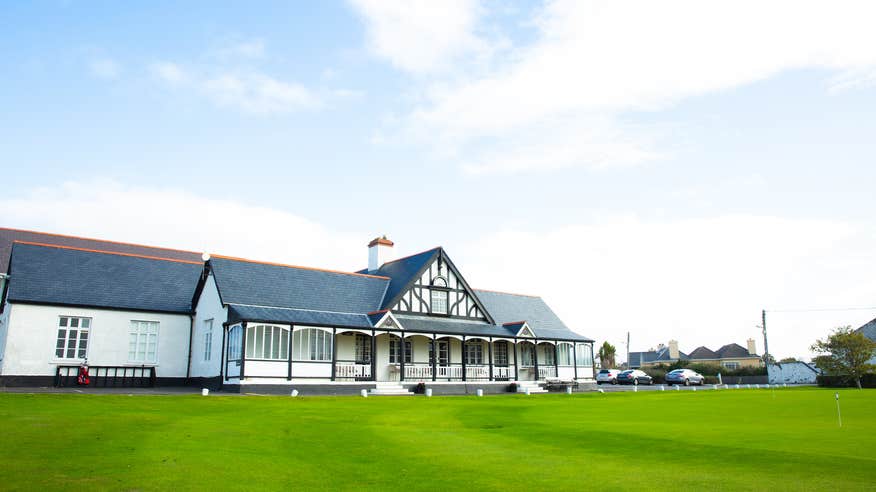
left=543, top=344, right=556, bottom=366
left=55, top=316, right=91, bottom=360
left=227, top=325, right=243, bottom=361
left=494, top=341, right=509, bottom=366
left=576, top=344, right=593, bottom=367
left=389, top=336, right=412, bottom=364
left=245, top=324, right=290, bottom=360
left=355, top=334, right=371, bottom=363
left=431, top=289, right=448, bottom=315
left=465, top=340, right=484, bottom=365
left=557, top=342, right=574, bottom=366
left=722, top=361, right=740, bottom=370
left=203, top=319, right=213, bottom=362
left=129, top=320, right=159, bottom=364
left=292, top=328, right=333, bottom=362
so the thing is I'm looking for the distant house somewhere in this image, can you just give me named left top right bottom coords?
left=629, top=340, right=688, bottom=368
left=630, top=339, right=762, bottom=369
left=856, top=318, right=876, bottom=365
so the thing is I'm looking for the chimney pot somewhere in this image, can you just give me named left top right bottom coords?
left=747, top=338, right=757, bottom=355
left=668, top=340, right=680, bottom=360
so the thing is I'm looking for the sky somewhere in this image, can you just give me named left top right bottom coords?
left=2, top=1, right=876, bottom=362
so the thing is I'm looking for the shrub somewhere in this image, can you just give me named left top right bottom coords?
left=414, top=382, right=426, bottom=394
left=817, top=374, right=876, bottom=388
left=508, top=383, right=518, bottom=393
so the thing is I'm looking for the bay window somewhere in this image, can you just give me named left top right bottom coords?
left=245, top=324, right=290, bottom=360
left=292, top=328, right=332, bottom=361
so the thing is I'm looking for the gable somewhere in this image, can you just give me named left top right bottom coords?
left=382, top=249, right=493, bottom=322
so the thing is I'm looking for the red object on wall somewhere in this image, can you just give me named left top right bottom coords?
left=77, top=364, right=90, bottom=385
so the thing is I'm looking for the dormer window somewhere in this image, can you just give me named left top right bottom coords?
left=431, top=276, right=448, bottom=314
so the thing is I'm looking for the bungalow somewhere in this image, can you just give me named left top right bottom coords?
left=0, top=233, right=595, bottom=395
left=630, top=339, right=762, bottom=370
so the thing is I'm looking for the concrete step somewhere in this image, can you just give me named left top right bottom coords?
left=370, top=383, right=414, bottom=396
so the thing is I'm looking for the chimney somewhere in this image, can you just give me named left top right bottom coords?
left=747, top=338, right=757, bottom=355
left=368, top=235, right=394, bottom=272
left=668, top=340, right=679, bottom=360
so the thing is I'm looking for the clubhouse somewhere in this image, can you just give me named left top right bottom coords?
left=0, top=228, right=595, bottom=394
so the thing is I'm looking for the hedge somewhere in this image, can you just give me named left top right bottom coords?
left=816, top=374, right=876, bottom=388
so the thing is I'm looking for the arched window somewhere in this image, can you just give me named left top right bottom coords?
left=431, top=276, right=449, bottom=314
left=291, top=328, right=332, bottom=361
left=245, top=324, right=290, bottom=360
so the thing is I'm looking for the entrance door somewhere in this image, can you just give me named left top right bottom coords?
left=520, top=343, right=535, bottom=380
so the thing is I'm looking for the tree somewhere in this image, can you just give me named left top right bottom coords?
left=810, top=326, right=876, bottom=389
left=597, top=341, right=617, bottom=369
left=778, top=357, right=798, bottom=363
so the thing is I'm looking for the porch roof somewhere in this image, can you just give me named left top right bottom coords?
left=227, top=303, right=372, bottom=328
left=395, top=314, right=592, bottom=341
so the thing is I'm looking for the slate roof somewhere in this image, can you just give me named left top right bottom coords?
left=629, top=347, right=689, bottom=367
left=688, top=346, right=720, bottom=360
left=227, top=304, right=372, bottom=328
left=857, top=318, right=876, bottom=341
left=475, top=290, right=592, bottom=341
left=394, top=315, right=518, bottom=338
left=716, top=343, right=756, bottom=359
left=209, top=256, right=390, bottom=316
left=0, top=227, right=201, bottom=273
left=363, top=248, right=440, bottom=309
left=6, top=242, right=202, bottom=314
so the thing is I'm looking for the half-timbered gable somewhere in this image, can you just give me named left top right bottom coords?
left=371, top=247, right=494, bottom=323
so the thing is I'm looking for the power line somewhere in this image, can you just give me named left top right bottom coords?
left=766, top=306, right=876, bottom=313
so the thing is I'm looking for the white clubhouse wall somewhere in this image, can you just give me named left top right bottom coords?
left=190, top=273, right=227, bottom=379
left=1, top=303, right=191, bottom=378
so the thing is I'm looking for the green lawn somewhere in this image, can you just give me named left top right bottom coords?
left=1, top=388, right=874, bottom=491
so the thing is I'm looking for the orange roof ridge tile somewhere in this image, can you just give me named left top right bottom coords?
left=1, top=226, right=200, bottom=255
left=209, top=253, right=391, bottom=280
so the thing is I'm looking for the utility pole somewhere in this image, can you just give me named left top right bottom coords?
left=762, top=309, right=770, bottom=364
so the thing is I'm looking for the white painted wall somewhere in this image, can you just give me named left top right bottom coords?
left=190, top=273, right=228, bottom=379
left=768, top=362, right=819, bottom=384
left=1, top=303, right=191, bottom=378
left=0, top=301, right=11, bottom=370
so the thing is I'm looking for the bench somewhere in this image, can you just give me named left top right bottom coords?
left=543, top=377, right=579, bottom=390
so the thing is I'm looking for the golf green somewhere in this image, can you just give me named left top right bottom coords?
left=1, top=387, right=873, bottom=490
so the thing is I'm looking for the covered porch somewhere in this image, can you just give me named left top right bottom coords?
left=221, top=322, right=595, bottom=384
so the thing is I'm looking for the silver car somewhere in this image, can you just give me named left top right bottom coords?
left=665, top=368, right=705, bottom=386
left=596, top=369, right=621, bottom=385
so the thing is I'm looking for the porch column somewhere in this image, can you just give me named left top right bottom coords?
left=221, top=325, right=227, bottom=382
left=513, top=338, right=519, bottom=381
left=240, top=322, right=247, bottom=380
left=371, top=330, right=377, bottom=382
left=488, top=337, right=494, bottom=381
left=554, top=342, right=559, bottom=377
left=431, top=333, right=437, bottom=382
left=573, top=342, right=578, bottom=380
left=330, top=327, right=337, bottom=381
left=461, top=335, right=467, bottom=381
left=287, top=325, right=295, bottom=380
left=533, top=340, right=539, bottom=381
left=399, top=336, right=405, bottom=382
left=590, top=343, right=596, bottom=378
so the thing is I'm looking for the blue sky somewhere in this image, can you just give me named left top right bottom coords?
left=2, top=1, right=876, bottom=361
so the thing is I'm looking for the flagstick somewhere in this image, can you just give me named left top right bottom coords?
left=835, top=392, right=842, bottom=428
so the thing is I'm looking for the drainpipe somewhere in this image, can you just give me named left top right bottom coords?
left=185, top=313, right=195, bottom=382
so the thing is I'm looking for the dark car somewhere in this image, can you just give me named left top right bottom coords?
left=665, top=368, right=705, bottom=386
left=617, top=369, right=652, bottom=385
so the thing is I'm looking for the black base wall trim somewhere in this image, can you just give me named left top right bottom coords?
left=0, top=375, right=56, bottom=387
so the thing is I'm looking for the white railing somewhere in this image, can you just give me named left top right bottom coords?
left=403, top=364, right=433, bottom=380
left=538, top=366, right=557, bottom=379
left=336, top=363, right=371, bottom=380
left=437, top=365, right=463, bottom=379
left=465, top=365, right=489, bottom=379
left=494, top=366, right=511, bottom=380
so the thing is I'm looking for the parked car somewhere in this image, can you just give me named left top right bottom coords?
left=665, top=368, right=705, bottom=386
left=617, top=369, right=653, bottom=385
left=596, top=369, right=621, bottom=385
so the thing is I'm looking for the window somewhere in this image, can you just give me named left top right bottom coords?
left=722, top=361, right=740, bottom=370
left=576, top=344, right=593, bottom=367
left=245, top=324, right=290, bottom=360
left=203, top=319, right=213, bottom=361
left=494, top=341, right=509, bottom=366
left=543, top=344, right=555, bottom=366
left=355, top=334, right=372, bottom=363
left=129, top=321, right=159, bottom=363
left=521, top=344, right=534, bottom=366
left=465, top=340, right=484, bottom=365
left=292, top=328, right=332, bottom=361
left=55, top=316, right=90, bottom=359
left=429, top=341, right=449, bottom=365
left=227, top=325, right=243, bottom=361
left=431, top=289, right=448, bottom=314
left=389, top=336, right=412, bottom=363
left=558, top=343, right=574, bottom=365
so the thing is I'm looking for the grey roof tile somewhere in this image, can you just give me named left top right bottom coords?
left=474, top=289, right=592, bottom=341
left=227, top=304, right=372, bottom=328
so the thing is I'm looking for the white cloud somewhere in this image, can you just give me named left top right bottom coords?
left=0, top=180, right=363, bottom=271
left=348, top=0, right=494, bottom=74
left=459, top=215, right=876, bottom=361
left=218, top=39, right=265, bottom=59
left=366, top=0, right=876, bottom=174
left=3, top=181, right=875, bottom=361
left=204, top=72, right=320, bottom=113
left=149, top=61, right=189, bottom=85
left=89, top=58, right=121, bottom=79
